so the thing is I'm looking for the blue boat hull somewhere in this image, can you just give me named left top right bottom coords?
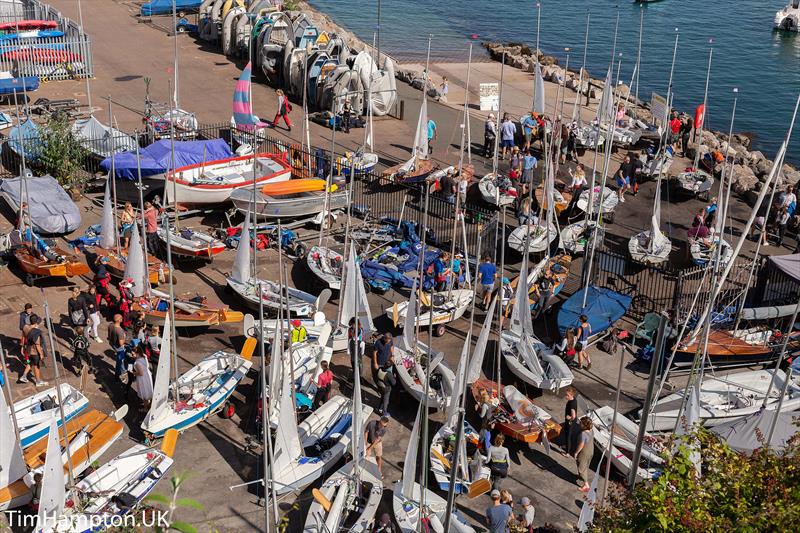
left=0, top=75, right=39, bottom=95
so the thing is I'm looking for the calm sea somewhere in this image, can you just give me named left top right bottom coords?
left=308, top=0, right=800, bottom=163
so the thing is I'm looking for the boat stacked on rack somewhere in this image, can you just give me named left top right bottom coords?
left=230, top=178, right=349, bottom=220
left=589, top=406, right=664, bottom=481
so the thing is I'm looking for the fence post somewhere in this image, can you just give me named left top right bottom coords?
left=671, top=269, right=683, bottom=322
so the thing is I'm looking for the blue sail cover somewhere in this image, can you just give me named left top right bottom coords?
left=557, top=286, right=632, bottom=336
left=100, top=138, right=233, bottom=180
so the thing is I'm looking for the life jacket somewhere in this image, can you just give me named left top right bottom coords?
left=291, top=326, right=307, bottom=344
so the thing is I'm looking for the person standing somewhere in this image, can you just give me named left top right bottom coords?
left=341, top=99, right=352, bottom=133
left=533, top=270, right=553, bottom=318
left=521, top=149, right=537, bottom=193
left=143, top=201, right=159, bottom=254
left=777, top=206, right=790, bottom=247
left=364, top=415, right=389, bottom=478
left=71, top=326, right=93, bottom=375
left=372, top=332, right=396, bottom=416
left=615, top=155, right=634, bottom=202
left=485, top=489, right=513, bottom=533
left=84, top=286, right=103, bottom=343
left=108, top=314, right=127, bottom=382
left=438, top=76, right=449, bottom=103
left=478, top=255, right=497, bottom=308
left=312, top=360, right=334, bottom=410
left=427, top=117, right=437, bottom=155
left=518, top=496, right=536, bottom=531
left=68, top=286, right=89, bottom=330
left=348, top=317, right=364, bottom=376
left=572, top=416, right=594, bottom=492
left=133, top=345, right=153, bottom=410
left=19, top=302, right=32, bottom=353
left=500, top=114, right=516, bottom=160
left=487, top=433, right=511, bottom=488
left=578, top=314, right=592, bottom=369
left=290, top=320, right=307, bottom=345
left=680, top=115, right=693, bottom=157
left=484, top=114, right=497, bottom=158
left=668, top=112, right=681, bottom=145
left=521, top=112, right=537, bottom=151
left=24, top=315, right=48, bottom=386
left=272, top=89, right=293, bottom=131
left=561, top=386, right=578, bottom=453
left=146, top=324, right=162, bottom=362
left=119, top=202, right=136, bottom=250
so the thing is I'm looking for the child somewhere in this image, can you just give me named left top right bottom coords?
left=146, top=325, right=162, bottom=362
left=71, top=326, right=93, bottom=375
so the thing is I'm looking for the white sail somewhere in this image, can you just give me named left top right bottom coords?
left=415, top=98, right=429, bottom=161
left=676, top=382, right=702, bottom=475
left=401, top=403, right=423, bottom=498
left=467, top=296, right=496, bottom=384
left=533, top=63, right=545, bottom=115
left=340, top=242, right=372, bottom=336
left=145, top=313, right=173, bottom=427
left=598, top=66, right=615, bottom=127
left=402, top=278, right=418, bottom=353
left=99, top=178, right=116, bottom=249
left=230, top=210, right=252, bottom=284
left=446, top=334, right=470, bottom=428
left=510, top=254, right=533, bottom=336
left=352, top=280, right=365, bottom=462
left=0, top=386, right=26, bottom=488
left=123, top=225, right=148, bottom=297
left=544, top=160, right=556, bottom=247
left=354, top=250, right=374, bottom=335
left=36, top=420, right=65, bottom=531
left=272, top=352, right=303, bottom=478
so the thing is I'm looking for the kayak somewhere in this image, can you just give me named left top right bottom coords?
left=0, top=20, right=58, bottom=31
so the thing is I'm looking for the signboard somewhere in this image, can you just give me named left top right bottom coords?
left=650, top=92, right=669, bottom=126
left=480, top=83, right=499, bottom=111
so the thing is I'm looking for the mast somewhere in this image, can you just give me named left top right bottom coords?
left=135, top=137, right=151, bottom=297
left=634, top=5, right=644, bottom=106
left=107, top=97, right=120, bottom=256
left=164, top=86, right=180, bottom=406
left=447, top=43, right=472, bottom=300
left=570, top=13, right=589, bottom=124
left=257, top=280, right=272, bottom=533
left=0, top=339, right=21, bottom=439
left=319, top=95, right=337, bottom=248
left=531, top=2, right=541, bottom=112
left=76, top=0, right=92, bottom=113
left=692, top=42, right=714, bottom=174
left=172, top=0, right=180, bottom=109
left=558, top=48, right=570, bottom=121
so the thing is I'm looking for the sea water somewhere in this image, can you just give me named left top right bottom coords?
left=308, top=0, right=800, bottom=163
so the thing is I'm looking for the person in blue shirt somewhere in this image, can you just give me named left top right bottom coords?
left=521, top=111, right=537, bottom=151
left=427, top=118, right=437, bottom=155
left=433, top=251, right=448, bottom=291
left=478, top=255, right=497, bottom=308
left=521, top=149, right=538, bottom=191
left=499, top=114, right=517, bottom=160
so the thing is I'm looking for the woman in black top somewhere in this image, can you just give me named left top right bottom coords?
left=67, top=286, right=89, bottom=328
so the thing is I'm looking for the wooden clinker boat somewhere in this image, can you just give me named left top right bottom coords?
left=85, top=245, right=168, bottom=286
left=134, top=289, right=243, bottom=328
left=13, top=241, right=90, bottom=285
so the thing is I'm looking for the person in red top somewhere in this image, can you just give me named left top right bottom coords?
left=272, top=89, right=292, bottom=131
left=312, top=360, right=333, bottom=409
left=143, top=201, right=159, bottom=253
left=669, top=112, right=681, bottom=143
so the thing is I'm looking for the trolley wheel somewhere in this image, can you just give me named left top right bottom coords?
left=293, top=242, right=308, bottom=260
left=176, top=25, right=186, bottom=33
left=363, top=280, right=371, bottom=294
left=434, top=324, right=446, bottom=337
left=177, top=10, right=186, bottom=18
left=220, top=401, right=235, bottom=419
left=25, top=274, right=34, bottom=287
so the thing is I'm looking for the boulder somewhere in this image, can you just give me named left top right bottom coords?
left=752, top=157, right=773, bottom=178
left=731, top=164, right=759, bottom=194
left=732, top=133, right=752, bottom=149
left=396, top=68, right=418, bottom=84
left=541, top=54, right=558, bottom=66
left=781, top=164, right=800, bottom=186
left=701, top=130, right=720, bottom=150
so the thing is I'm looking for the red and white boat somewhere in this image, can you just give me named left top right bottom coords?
left=0, top=20, right=58, bottom=32
left=164, top=152, right=292, bottom=206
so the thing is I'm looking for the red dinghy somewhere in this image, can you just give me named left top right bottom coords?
left=0, top=20, right=58, bottom=31
left=2, top=49, right=81, bottom=63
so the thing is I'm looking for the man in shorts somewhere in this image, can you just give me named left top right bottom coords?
left=478, top=255, right=497, bottom=308
left=23, top=315, right=48, bottom=386
left=500, top=114, right=517, bottom=160
left=365, top=416, right=390, bottom=478
left=521, top=111, right=537, bottom=151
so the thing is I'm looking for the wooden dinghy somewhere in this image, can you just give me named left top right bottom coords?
left=85, top=245, right=167, bottom=286
left=672, top=328, right=780, bottom=369
left=535, top=183, right=572, bottom=215
left=134, top=289, right=243, bottom=328
left=470, top=378, right=560, bottom=444
left=382, top=158, right=435, bottom=184
left=11, top=233, right=90, bottom=286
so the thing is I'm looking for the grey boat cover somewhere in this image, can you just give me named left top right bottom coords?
left=352, top=51, right=397, bottom=116
left=711, top=410, right=798, bottom=454
left=740, top=304, right=800, bottom=321
left=72, top=116, right=138, bottom=158
left=321, top=68, right=364, bottom=114
left=770, top=253, right=800, bottom=283
left=0, top=174, right=81, bottom=234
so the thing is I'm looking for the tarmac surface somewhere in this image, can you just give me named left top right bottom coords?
left=0, top=1, right=796, bottom=532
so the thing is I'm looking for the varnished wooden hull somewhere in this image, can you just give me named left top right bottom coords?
left=134, top=297, right=243, bottom=328
left=13, top=244, right=90, bottom=279
left=673, top=329, right=778, bottom=368
left=470, top=378, right=560, bottom=444
left=86, top=245, right=168, bottom=285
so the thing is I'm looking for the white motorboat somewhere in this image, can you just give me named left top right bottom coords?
left=560, top=220, right=604, bottom=254
left=394, top=341, right=456, bottom=411
left=690, top=237, right=733, bottom=267
left=164, top=152, right=291, bottom=205
left=478, top=173, right=516, bottom=207
left=508, top=221, right=558, bottom=254
left=13, top=384, right=88, bottom=449
left=775, top=2, right=800, bottom=31
left=589, top=406, right=664, bottom=482
left=44, top=431, right=178, bottom=532
left=307, top=245, right=344, bottom=290
left=644, top=369, right=800, bottom=432
left=141, top=315, right=255, bottom=439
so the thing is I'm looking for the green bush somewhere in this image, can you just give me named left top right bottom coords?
left=36, top=113, right=87, bottom=188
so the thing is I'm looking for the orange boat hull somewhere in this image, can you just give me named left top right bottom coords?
left=13, top=245, right=90, bottom=279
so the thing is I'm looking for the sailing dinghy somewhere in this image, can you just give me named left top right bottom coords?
left=383, top=86, right=436, bottom=183
left=690, top=237, right=733, bottom=267
left=478, top=173, right=516, bottom=207
left=141, top=315, right=255, bottom=439
left=226, top=211, right=318, bottom=316
left=674, top=168, right=714, bottom=200
left=13, top=384, right=88, bottom=449
left=243, top=312, right=348, bottom=352
left=560, top=220, right=604, bottom=255
left=643, top=368, right=800, bottom=431
left=508, top=221, right=558, bottom=254
left=393, top=404, right=475, bottom=533
left=576, top=186, right=618, bottom=219
left=306, top=245, right=344, bottom=290
left=629, top=164, right=671, bottom=264
left=156, top=223, right=226, bottom=259
left=387, top=286, right=473, bottom=338
left=589, top=406, right=664, bottom=482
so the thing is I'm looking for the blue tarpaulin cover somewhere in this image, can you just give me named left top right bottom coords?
left=140, top=0, right=202, bottom=16
left=557, top=286, right=632, bottom=337
left=100, top=138, right=233, bottom=180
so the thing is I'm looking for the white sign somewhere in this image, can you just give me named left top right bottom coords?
left=480, top=83, right=499, bottom=111
left=650, top=92, right=669, bottom=126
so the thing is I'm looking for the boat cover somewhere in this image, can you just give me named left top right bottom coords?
left=557, top=286, right=632, bottom=336
left=711, top=410, right=798, bottom=453
left=0, top=174, right=81, bottom=234
left=100, top=138, right=233, bottom=180
left=7, top=118, right=42, bottom=160
left=72, top=116, right=138, bottom=158
left=739, top=304, right=800, bottom=321
left=360, top=260, right=414, bottom=289
left=770, top=253, right=800, bottom=283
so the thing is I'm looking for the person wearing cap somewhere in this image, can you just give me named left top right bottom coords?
left=518, top=496, right=535, bottom=530
left=486, top=488, right=513, bottom=533
left=484, top=113, right=497, bottom=158
left=290, top=320, right=307, bottom=345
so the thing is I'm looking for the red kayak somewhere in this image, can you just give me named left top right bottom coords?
left=2, top=49, right=81, bottom=63
left=0, top=20, right=58, bottom=31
